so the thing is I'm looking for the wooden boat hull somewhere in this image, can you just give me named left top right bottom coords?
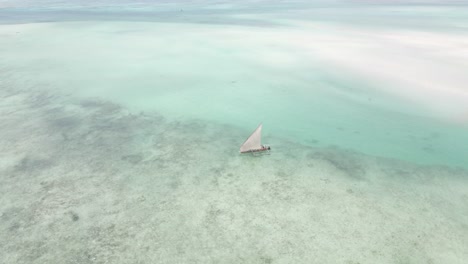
left=240, top=148, right=271, bottom=154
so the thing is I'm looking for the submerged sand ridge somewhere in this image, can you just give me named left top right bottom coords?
left=1, top=83, right=467, bottom=263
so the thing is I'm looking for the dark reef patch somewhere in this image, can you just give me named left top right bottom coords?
left=50, top=115, right=82, bottom=129
left=68, top=211, right=80, bottom=222
left=14, top=156, right=54, bottom=173
left=79, top=99, right=123, bottom=116
left=307, top=149, right=365, bottom=180
left=121, top=154, right=143, bottom=165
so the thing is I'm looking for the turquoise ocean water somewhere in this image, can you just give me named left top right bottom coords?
left=1, top=1, right=468, bottom=263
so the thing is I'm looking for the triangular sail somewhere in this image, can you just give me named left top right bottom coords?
left=240, top=124, right=262, bottom=152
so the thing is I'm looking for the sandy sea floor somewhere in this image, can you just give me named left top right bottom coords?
left=1, top=1, right=468, bottom=263
left=1, top=80, right=467, bottom=263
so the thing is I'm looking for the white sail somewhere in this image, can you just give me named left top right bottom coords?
left=240, top=124, right=262, bottom=152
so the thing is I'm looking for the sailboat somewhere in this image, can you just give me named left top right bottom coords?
left=239, top=123, right=271, bottom=154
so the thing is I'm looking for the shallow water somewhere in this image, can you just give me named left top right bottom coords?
left=1, top=1, right=468, bottom=263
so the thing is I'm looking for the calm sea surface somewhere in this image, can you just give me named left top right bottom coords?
left=1, top=1, right=467, bottom=263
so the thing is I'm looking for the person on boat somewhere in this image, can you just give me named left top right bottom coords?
left=261, top=145, right=271, bottom=150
